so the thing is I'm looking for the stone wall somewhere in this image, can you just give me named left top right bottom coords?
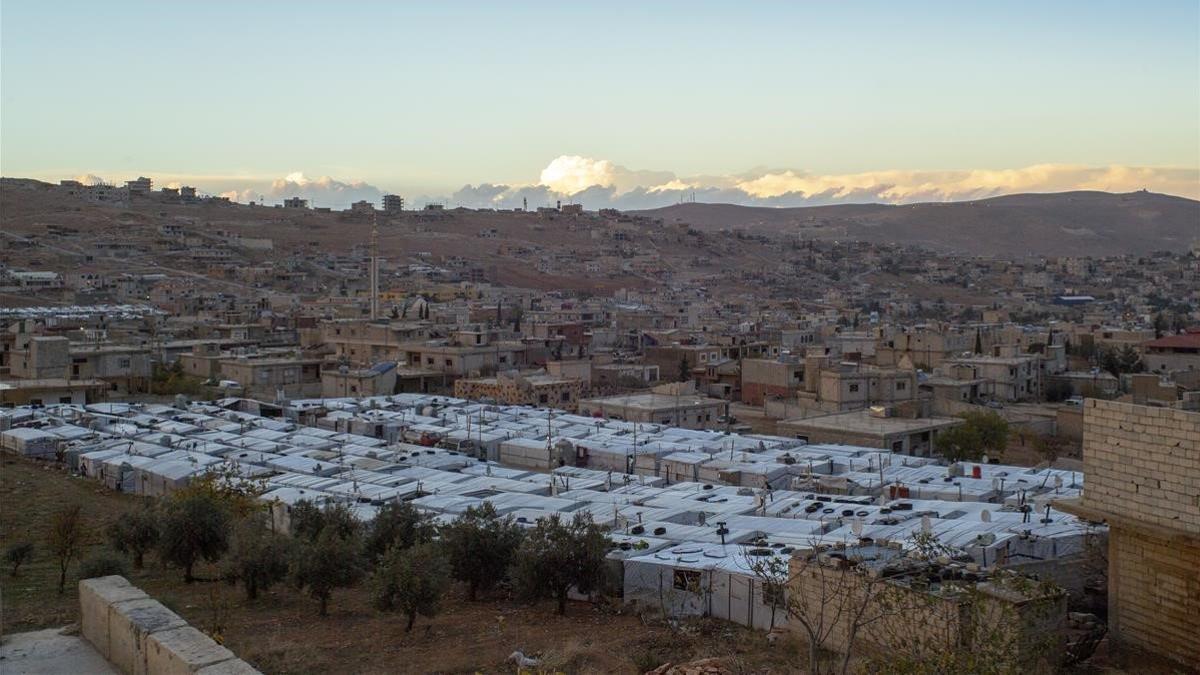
left=80, top=575, right=260, bottom=675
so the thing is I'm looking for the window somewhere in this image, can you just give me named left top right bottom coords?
left=561, top=392, right=571, bottom=402
left=118, top=358, right=131, bottom=369
left=539, top=394, right=549, bottom=404
left=699, top=353, right=707, bottom=362
left=673, top=569, right=702, bottom=592
left=426, top=357, right=434, bottom=365
left=849, top=384, right=860, bottom=393
left=896, top=381, right=907, bottom=391
left=444, top=359, right=452, bottom=367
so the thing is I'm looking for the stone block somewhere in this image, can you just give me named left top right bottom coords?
left=79, top=575, right=147, bottom=660
left=197, top=658, right=264, bottom=675
left=146, top=626, right=236, bottom=675
left=109, top=598, right=188, bottom=675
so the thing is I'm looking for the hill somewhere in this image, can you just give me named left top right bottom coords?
left=634, top=191, right=1200, bottom=257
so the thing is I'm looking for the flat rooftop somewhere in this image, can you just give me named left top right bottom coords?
left=782, top=409, right=962, bottom=435
left=583, top=393, right=725, bottom=411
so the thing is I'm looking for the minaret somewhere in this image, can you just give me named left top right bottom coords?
left=369, top=213, right=380, bottom=320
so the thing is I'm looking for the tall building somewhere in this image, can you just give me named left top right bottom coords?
left=381, top=194, right=404, bottom=213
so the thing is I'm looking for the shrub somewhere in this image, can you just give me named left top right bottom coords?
left=290, top=525, right=365, bottom=617
left=79, top=553, right=129, bottom=580
left=5, top=541, right=34, bottom=577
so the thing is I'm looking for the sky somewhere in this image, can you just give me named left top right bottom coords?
left=2, top=1, right=1198, bottom=209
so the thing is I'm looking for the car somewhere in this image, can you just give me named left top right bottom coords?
left=1064, top=397, right=1083, bottom=407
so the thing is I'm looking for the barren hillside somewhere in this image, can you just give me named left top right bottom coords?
left=635, top=191, right=1200, bottom=257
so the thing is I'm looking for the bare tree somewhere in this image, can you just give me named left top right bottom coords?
left=47, top=504, right=85, bottom=594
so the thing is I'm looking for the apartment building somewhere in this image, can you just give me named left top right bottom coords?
left=453, top=371, right=584, bottom=410
left=942, top=353, right=1042, bottom=402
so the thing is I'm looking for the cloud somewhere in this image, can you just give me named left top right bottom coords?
left=74, top=173, right=107, bottom=186
left=436, top=156, right=1200, bottom=210
left=264, top=172, right=384, bottom=208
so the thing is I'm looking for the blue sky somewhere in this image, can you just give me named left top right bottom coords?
left=2, top=1, right=1197, bottom=207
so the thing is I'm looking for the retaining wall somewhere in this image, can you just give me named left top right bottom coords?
left=79, top=575, right=260, bottom=674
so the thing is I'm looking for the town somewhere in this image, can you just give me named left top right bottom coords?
left=1, top=174, right=1197, bottom=674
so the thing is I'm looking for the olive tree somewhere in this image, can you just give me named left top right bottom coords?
left=223, top=514, right=291, bottom=600
left=362, top=501, right=435, bottom=564
left=441, top=502, right=524, bottom=600
left=370, top=542, right=450, bottom=632
left=158, top=491, right=231, bottom=582
left=510, top=513, right=609, bottom=615
left=290, top=524, right=365, bottom=617
left=108, top=504, right=160, bottom=570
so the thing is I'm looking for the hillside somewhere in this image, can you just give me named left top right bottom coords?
left=634, top=191, right=1200, bottom=257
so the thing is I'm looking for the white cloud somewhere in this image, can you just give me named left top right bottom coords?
left=439, top=156, right=1199, bottom=210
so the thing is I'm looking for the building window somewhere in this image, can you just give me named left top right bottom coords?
left=539, top=394, right=549, bottom=404
left=561, top=392, right=571, bottom=402
left=896, top=381, right=907, bottom=391
left=445, top=359, right=452, bottom=367
left=849, top=384, right=860, bottom=393
left=118, top=358, right=131, bottom=369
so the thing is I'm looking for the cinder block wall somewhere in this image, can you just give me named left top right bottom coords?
left=1081, top=399, right=1199, bottom=534
left=1081, top=399, right=1199, bottom=670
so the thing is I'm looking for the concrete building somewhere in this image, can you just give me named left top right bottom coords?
left=321, top=362, right=398, bottom=398
left=1056, top=400, right=1199, bottom=672
left=777, top=409, right=961, bottom=456
left=1141, top=331, right=1200, bottom=374
left=453, top=371, right=584, bottom=410
left=381, top=194, right=404, bottom=213
left=0, top=378, right=108, bottom=406
left=942, top=354, right=1042, bottom=402
left=218, top=355, right=323, bottom=400
left=579, top=388, right=728, bottom=429
left=741, top=357, right=807, bottom=406
left=283, top=197, right=308, bottom=209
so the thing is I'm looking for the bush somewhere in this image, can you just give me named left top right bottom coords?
left=5, top=541, right=34, bottom=577
left=79, top=553, right=129, bottom=580
left=511, top=513, right=610, bottom=614
left=108, top=504, right=160, bottom=570
left=370, top=542, right=450, bottom=632
left=936, top=411, right=1010, bottom=462
left=223, top=514, right=291, bottom=600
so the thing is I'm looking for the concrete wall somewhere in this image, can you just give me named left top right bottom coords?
left=80, top=576, right=260, bottom=675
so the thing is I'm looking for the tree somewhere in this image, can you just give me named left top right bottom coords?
left=511, top=513, right=609, bottom=615
left=678, top=356, right=690, bottom=383
left=48, top=504, right=85, bottom=593
left=289, top=500, right=359, bottom=543
left=1153, top=311, right=1168, bottom=339
left=290, top=526, right=365, bottom=617
left=370, top=542, right=450, bottom=632
left=362, top=501, right=435, bottom=564
left=441, top=502, right=524, bottom=600
left=108, top=504, right=160, bottom=570
left=223, top=514, right=290, bottom=600
left=935, top=411, right=1009, bottom=462
left=5, top=542, right=34, bottom=577
left=158, top=491, right=231, bottom=582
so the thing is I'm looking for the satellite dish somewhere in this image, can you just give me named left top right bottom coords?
left=921, top=515, right=932, bottom=534
left=981, top=453, right=989, bottom=464
left=851, top=519, right=863, bottom=536
left=981, top=509, right=992, bottom=523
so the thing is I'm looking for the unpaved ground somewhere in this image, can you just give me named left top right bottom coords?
left=0, top=457, right=802, bottom=674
